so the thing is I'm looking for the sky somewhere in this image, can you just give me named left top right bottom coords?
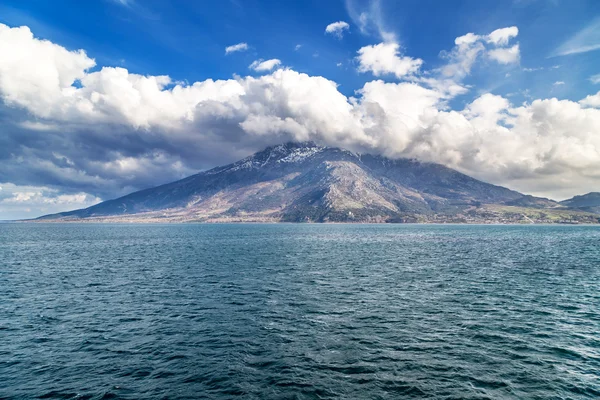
left=1, top=0, right=600, bottom=219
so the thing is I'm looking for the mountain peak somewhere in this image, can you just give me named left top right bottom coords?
left=206, top=141, right=330, bottom=175
left=35, top=142, right=600, bottom=224
left=261, top=141, right=326, bottom=162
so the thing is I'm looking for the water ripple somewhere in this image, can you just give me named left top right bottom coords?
left=1, top=223, right=599, bottom=399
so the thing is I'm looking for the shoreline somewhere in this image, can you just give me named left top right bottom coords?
left=9, top=219, right=600, bottom=225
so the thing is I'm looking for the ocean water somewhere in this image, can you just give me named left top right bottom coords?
left=1, top=224, right=599, bottom=399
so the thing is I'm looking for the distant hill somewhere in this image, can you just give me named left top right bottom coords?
left=560, top=192, right=600, bottom=214
left=35, top=142, right=600, bottom=224
left=505, top=195, right=561, bottom=209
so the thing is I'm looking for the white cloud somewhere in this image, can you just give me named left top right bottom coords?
left=0, top=24, right=96, bottom=118
left=440, top=34, right=485, bottom=79
left=3, top=22, right=600, bottom=207
left=325, top=21, right=350, bottom=38
left=357, top=80, right=443, bottom=134
left=294, top=44, right=302, bottom=51
left=249, top=59, right=282, bottom=72
left=552, top=18, right=600, bottom=56
left=488, top=44, right=520, bottom=64
left=580, top=90, right=600, bottom=108
left=590, top=74, right=600, bottom=84
left=553, top=81, right=565, bottom=86
left=225, top=42, right=248, bottom=54
left=0, top=182, right=101, bottom=220
left=487, top=26, right=519, bottom=46
left=441, top=28, right=520, bottom=78
left=356, top=42, right=422, bottom=79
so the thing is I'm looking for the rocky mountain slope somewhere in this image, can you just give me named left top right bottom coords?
left=36, top=142, right=600, bottom=223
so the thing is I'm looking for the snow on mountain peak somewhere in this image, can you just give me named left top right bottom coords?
left=276, top=145, right=324, bottom=163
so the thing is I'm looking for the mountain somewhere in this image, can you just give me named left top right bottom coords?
left=504, top=195, right=561, bottom=209
left=36, top=142, right=600, bottom=223
left=560, top=192, right=600, bottom=214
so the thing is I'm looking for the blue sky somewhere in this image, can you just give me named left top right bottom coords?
left=2, top=0, right=598, bottom=102
left=1, top=0, right=600, bottom=219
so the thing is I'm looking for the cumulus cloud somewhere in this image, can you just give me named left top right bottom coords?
left=1, top=21, right=600, bottom=219
left=356, top=42, right=422, bottom=79
left=590, top=74, right=600, bottom=84
left=487, top=26, right=519, bottom=46
left=249, top=59, right=282, bottom=72
left=325, top=21, right=350, bottom=38
left=488, top=44, right=520, bottom=64
left=225, top=42, right=248, bottom=54
left=580, top=90, right=600, bottom=108
left=0, top=24, right=96, bottom=117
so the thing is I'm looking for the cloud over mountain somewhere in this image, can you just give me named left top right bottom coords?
left=1, top=21, right=600, bottom=219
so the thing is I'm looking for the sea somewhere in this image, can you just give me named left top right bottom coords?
left=1, top=223, right=599, bottom=399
